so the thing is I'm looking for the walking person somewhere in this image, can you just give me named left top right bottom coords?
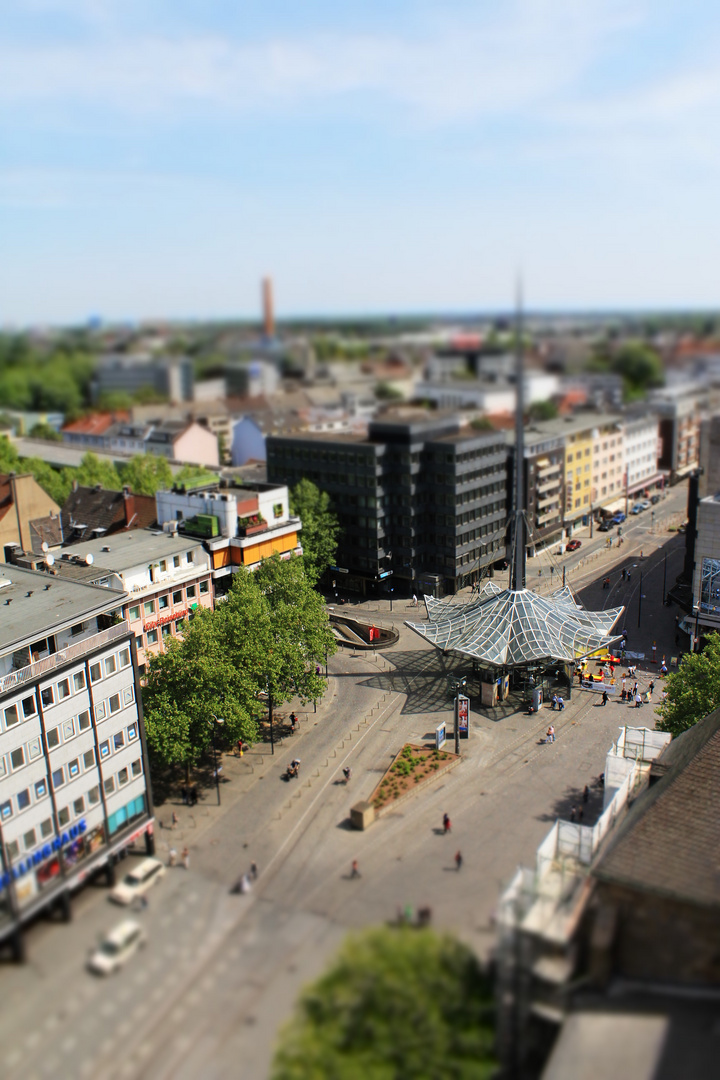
left=181, top=846, right=190, bottom=870
left=454, top=851, right=463, bottom=871
left=250, top=861, right=258, bottom=880
left=350, top=859, right=361, bottom=879
left=601, top=690, right=609, bottom=706
left=546, top=724, right=555, bottom=743
left=582, top=785, right=589, bottom=804
left=557, top=696, right=565, bottom=712
left=648, top=680, right=655, bottom=696
left=635, top=692, right=643, bottom=708
left=443, top=813, right=451, bottom=834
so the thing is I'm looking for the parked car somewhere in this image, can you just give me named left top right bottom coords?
left=110, top=857, right=165, bottom=906
left=631, top=505, right=643, bottom=515
left=650, top=494, right=661, bottom=505
left=566, top=539, right=582, bottom=552
left=598, top=521, right=611, bottom=532
left=612, top=513, right=626, bottom=524
left=638, top=500, right=651, bottom=511
left=87, top=919, right=146, bottom=976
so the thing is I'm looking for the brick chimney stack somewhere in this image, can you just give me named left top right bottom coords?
left=262, top=276, right=275, bottom=339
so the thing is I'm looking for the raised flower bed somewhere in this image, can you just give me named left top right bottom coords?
left=370, top=743, right=459, bottom=815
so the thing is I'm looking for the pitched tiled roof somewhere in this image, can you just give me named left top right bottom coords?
left=60, top=485, right=156, bottom=540
left=62, top=411, right=130, bottom=436
left=593, top=709, right=720, bottom=908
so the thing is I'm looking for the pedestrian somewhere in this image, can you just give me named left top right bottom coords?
left=570, top=807, right=576, bottom=822
left=350, top=859, right=361, bottom=879
left=551, top=694, right=557, bottom=710
left=443, top=813, right=451, bottom=834
left=621, top=677, right=626, bottom=697
left=635, top=692, right=642, bottom=708
left=648, top=680, right=655, bottom=695
left=181, top=846, right=189, bottom=870
left=250, top=861, right=258, bottom=880
left=558, top=696, right=565, bottom=711
left=601, top=690, right=608, bottom=706
left=412, top=593, right=418, bottom=607
left=168, top=848, right=177, bottom=867
left=171, top=811, right=178, bottom=829
left=546, top=724, right=555, bottom=743
left=316, top=664, right=321, bottom=676
left=651, top=641, right=657, bottom=663
left=454, top=851, right=463, bottom=871
left=582, top=785, right=589, bottom=804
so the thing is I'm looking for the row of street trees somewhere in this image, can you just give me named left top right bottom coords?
left=141, top=554, right=337, bottom=774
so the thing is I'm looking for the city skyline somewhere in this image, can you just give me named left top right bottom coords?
left=2, top=0, right=720, bottom=324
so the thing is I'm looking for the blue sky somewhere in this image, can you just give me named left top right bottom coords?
left=2, top=0, right=720, bottom=324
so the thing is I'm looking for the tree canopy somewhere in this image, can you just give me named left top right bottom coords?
left=656, top=632, right=720, bottom=738
left=590, top=340, right=664, bottom=400
left=118, top=453, right=174, bottom=496
left=290, top=478, right=340, bottom=584
left=272, top=926, right=497, bottom=1079
left=142, top=555, right=336, bottom=771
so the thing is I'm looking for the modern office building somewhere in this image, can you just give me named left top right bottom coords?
left=267, top=411, right=508, bottom=595
left=0, top=565, right=153, bottom=958
left=156, top=478, right=302, bottom=598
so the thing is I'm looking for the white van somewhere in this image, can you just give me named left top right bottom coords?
left=110, top=857, right=166, bottom=905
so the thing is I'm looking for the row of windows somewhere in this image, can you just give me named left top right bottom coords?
left=0, top=715, right=138, bottom=783
left=1, top=647, right=134, bottom=734
left=128, top=581, right=208, bottom=621
left=0, top=749, right=143, bottom=828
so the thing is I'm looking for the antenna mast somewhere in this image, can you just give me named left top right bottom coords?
left=512, top=279, right=526, bottom=591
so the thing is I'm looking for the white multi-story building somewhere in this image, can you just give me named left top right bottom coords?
left=10, top=532, right=215, bottom=674
left=0, top=565, right=153, bottom=958
left=624, top=412, right=664, bottom=499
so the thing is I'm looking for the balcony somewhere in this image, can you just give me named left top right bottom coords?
left=537, top=462, right=561, bottom=479
left=0, top=622, right=130, bottom=696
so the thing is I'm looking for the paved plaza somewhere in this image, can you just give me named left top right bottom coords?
left=0, top=485, right=690, bottom=1079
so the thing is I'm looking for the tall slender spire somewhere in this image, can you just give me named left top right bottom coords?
left=512, top=277, right=526, bottom=591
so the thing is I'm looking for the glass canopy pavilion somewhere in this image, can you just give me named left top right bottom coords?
left=406, top=580, right=624, bottom=668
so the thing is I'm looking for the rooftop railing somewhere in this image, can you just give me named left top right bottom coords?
left=0, top=622, right=130, bottom=696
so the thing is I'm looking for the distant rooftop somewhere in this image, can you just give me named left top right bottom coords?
left=0, top=564, right=126, bottom=655
left=56, top=529, right=204, bottom=573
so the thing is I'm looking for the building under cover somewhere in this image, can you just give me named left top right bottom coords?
left=407, top=581, right=624, bottom=668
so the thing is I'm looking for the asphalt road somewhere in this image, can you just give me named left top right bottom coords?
left=0, top=483, right=690, bottom=1080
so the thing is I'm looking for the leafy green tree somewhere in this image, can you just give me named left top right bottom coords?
left=29, top=422, right=62, bottom=442
left=74, top=452, right=122, bottom=491
left=289, top=478, right=340, bottom=584
left=174, top=464, right=219, bottom=487
left=119, top=453, right=174, bottom=496
left=528, top=399, right=559, bottom=421
left=0, top=436, right=20, bottom=474
left=142, top=608, right=262, bottom=775
left=272, top=927, right=497, bottom=1079
left=96, top=390, right=134, bottom=411
left=20, top=458, right=73, bottom=505
left=218, top=557, right=335, bottom=718
left=657, top=632, right=720, bottom=738
left=612, top=342, right=664, bottom=398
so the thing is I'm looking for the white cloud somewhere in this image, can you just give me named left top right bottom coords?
left=0, top=0, right=642, bottom=122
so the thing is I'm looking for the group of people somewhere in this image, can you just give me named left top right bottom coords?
left=180, top=785, right=199, bottom=806
left=550, top=695, right=565, bottom=711
left=231, top=861, right=259, bottom=895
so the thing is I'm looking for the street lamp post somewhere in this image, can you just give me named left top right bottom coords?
left=693, top=604, right=701, bottom=652
left=637, top=570, right=643, bottom=629
left=209, top=713, right=225, bottom=805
